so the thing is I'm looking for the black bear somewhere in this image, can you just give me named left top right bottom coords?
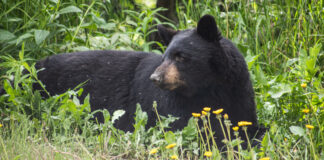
left=33, top=15, right=262, bottom=146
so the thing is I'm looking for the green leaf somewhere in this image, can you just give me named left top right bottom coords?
left=134, top=103, right=148, bottom=128
left=103, top=109, right=111, bottom=124
left=16, top=33, right=33, bottom=44
left=6, top=17, right=22, bottom=22
left=63, top=118, right=72, bottom=130
left=165, top=131, right=176, bottom=144
left=0, top=29, right=16, bottom=42
left=255, top=64, right=267, bottom=85
left=159, top=115, right=179, bottom=129
left=268, top=83, right=292, bottom=99
left=182, top=117, right=197, bottom=141
left=261, top=132, right=269, bottom=148
left=80, top=94, right=90, bottom=112
left=318, top=89, right=324, bottom=100
left=132, top=104, right=148, bottom=144
left=73, top=46, right=90, bottom=52
left=72, top=95, right=80, bottom=106
left=34, top=30, right=49, bottom=45
left=112, top=110, right=125, bottom=124
left=120, top=34, right=131, bottom=44
left=245, top=54, right=260, bottom=70
left=126, top=16, right=137, bottom=26
left=92, top=15, right=106, bottom=25
left=3, top=80, right=15, bottom=103
left=111, top=33, right=119, bottom=44
left=49, top=0, right=58, bottom=3
left=58, top=6, right=82, bottom=14
left=310, top=43, right=321, bottom=58
left=13, top=155, right=22, bottom=160
left=99, top=23, right=116, bottom=30
left=22, top=62, right=31, bottom=73
left=77, top=88, right=84, bottom=97
left=19, top=42, right=24, bottom=61
left=286, top=58, right=298, bottom=67
left=289, top=126, right=305, bottom=136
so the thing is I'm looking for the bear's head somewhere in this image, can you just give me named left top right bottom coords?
left=150, top=15, right=227, bottom=97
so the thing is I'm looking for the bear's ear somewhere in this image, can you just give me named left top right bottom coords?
left=157, top=24, right=177, bottom=45
left=197, top=15, right=221, bottom=42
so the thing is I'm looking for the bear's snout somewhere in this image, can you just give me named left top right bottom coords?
left=150, top=60, right=185, bottom=91
left=150, top=63, right=165, bottom=86
left=150, top=72, right=162, bottom=84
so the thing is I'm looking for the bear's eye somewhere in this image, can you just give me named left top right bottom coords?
left=174, top=52, right=185, bottom=62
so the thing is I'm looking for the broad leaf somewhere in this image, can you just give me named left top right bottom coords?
left=16, top=33, right=32, bottom=44
left=289, top=126, right=305, bottom=136
left=268, top=83, right=292, bottom=99
left=34, top=30, right=49, bottom=45
left=49, top=0, right=58, bottom=3
left=112, top=110, right=125, bottom=124
left=58, top=6, right=82, bottom=14
left=0, top=29, right=16, bottom=42
left=165, top=131, right=176, bottom=144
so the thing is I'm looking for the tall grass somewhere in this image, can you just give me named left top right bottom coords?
left=0, top=0, right=323, bottom=159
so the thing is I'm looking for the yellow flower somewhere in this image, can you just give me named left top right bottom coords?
left=0, top=124, right=3, bottom=128
left=202, top=111, right=207, bottom=115
left=204, top=151, right=212, bottom=157
left=224, top=113, right=229, bottom=119
left=238, top=121, right=253, bottom=126
left=149, top=148, right=158, bottom=154
left=259, top=157, right=270, bottom=160
left=192, top=113, right=201, bottom=118
left=212, top=108, right=223, bottom=115
left=301, top=83, right=307, bottom=88
left=302, top=109, right=310, bottom=114
left=232, top=126, right=239, bottom=131
left=305, top=124, right=314, bottom=129
left=170, top=155, right=178, bottom=159
left=203, top=107, right=211, bottom=112
left=165, top=143, right=176, bottom=149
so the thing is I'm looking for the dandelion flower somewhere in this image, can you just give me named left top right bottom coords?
left=301, top=109, right=310, bottom=114
left=165, top=143, right=176, bottom=149
left=204, top=151, right=212, bottom=157
left=192, top=113, right=201, bottom=118
left=301, top=83, right=307, bottom=88
left=149, top=148, right=158, bottom=154
left=232, top=126, right=239, bottom=131
left=238, top=121, right=253, bottom=126
left=203, top=107, right=211, bottom=112
left=259, top=157, right=270, bottom=160
left=170, top=155, right=178, bottom=159
left=224, top=113, right=228, bottom=119
left=202, top=111, right=207, bottom=115
left=212, top=108, right=223, bottom=115
left=0, top=124, right=3, bottom=128
left=305, top=124, right=314, bottom=129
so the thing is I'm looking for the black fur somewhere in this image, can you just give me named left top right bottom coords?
left=33, top=15, right=263, bottom=147
left=197, top=15, right=222, bottom=42
left=157, top=24, right=178, bottom=45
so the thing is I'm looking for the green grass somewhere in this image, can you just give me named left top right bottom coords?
left=0, top=0, right=323, bottom=159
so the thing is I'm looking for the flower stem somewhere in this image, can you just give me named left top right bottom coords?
left=207, top=113, right=218, bottom=150
left=243, top=127, right=252, bottom=150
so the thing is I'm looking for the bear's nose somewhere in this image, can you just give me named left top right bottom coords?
left=150, top=73, right=162, bottom=84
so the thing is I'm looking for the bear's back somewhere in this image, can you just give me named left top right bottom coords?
left=35, top=50, right=159, bottom=110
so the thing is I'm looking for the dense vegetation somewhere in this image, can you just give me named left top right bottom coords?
left=0, top=0, right=323, bottom=159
